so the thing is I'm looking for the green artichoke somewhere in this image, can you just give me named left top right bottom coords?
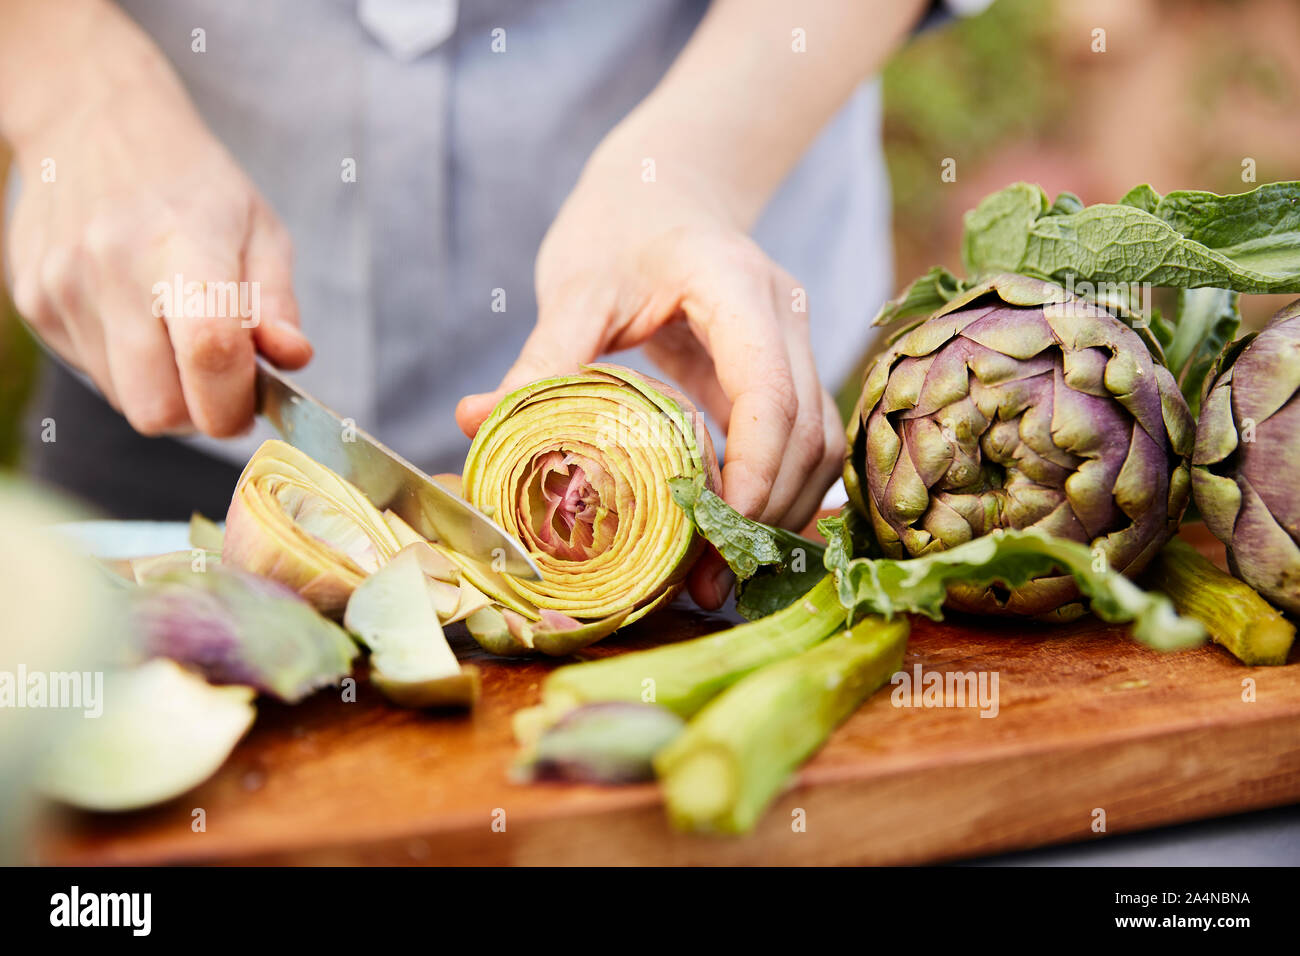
left=461, top=364, right=720, bottom=635
left=845, top=274, right=1194, bottom=619
left=1192, top=302, right=1300, bottom=614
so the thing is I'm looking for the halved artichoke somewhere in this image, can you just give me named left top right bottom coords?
left=461, top=365, right=720, bottom=649
left=222, top=439, right=402, bottom=616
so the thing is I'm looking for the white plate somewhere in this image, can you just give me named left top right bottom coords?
left=54, top=521, right=204, bottom=560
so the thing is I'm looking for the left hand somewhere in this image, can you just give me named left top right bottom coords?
left=456, top=136, right=845, bottom=609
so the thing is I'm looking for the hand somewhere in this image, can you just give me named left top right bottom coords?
left=456, top=139, right=845, bottom=608
left=5, top=50, right=310, bottom=437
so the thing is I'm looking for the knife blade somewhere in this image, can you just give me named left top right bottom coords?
left=254, top=358, right=540, bottom=579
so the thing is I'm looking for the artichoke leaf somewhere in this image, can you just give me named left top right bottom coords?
left=668, top=474, right=826, bottom=620
left=963, top=180, right=1300, bottom=294
left=466, top=605, right=534, bottom=657
left=130, top=563, right=359, bottom=703
left=188, top=512, right=225, bottom=551
left=343, top=544, right=478, bottom=709
left=39, top=659, right=256, bottom=812
left=819, top=516, right=1204, bottom=652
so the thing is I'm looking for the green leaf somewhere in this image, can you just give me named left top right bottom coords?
left=1119, top=183, right=1162, bottom=213
left=824, top=527, right=1205, bottom=652
left=872, top=265, right=967, bottom=326
left=735, top=564, right=828, bottom=621
left=1151, top=182, right=1300, bottom=278
left=962, top=181, right=1300, bottom=294
left=669, top=475, right=826, bottom=619
left=961, top=182, right=1050, bottom=277
left=1166, top=288, right=1242, bottom=416
left=1046, top=191, right=1084, bottom=216
left=1021, top=203, right=1298, bottom=293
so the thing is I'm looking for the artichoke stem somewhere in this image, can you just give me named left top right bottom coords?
left=540, top=574, right=844, bottom=721
left=654, top=614, right=909, bottom=834
left=1145, top=539, right=1295, bottom=666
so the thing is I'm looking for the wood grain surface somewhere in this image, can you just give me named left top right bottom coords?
left=31, top=525, right=1300, bottom=866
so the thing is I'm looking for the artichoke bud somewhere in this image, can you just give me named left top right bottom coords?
left=1192, top=305, right=1300, bottom=614
left=848, top=275, right=1192, bottom=619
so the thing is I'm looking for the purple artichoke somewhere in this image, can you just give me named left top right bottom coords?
left=131, top=563, right=359, bottom=702
left=845, top=274, right=1194, bottom=620
left=1192, top=302, right=1300, bottom=614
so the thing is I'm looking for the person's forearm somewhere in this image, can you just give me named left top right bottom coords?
left=0, top=0, right=176, bottom=160
left=597, top=0, right=927, bottom=227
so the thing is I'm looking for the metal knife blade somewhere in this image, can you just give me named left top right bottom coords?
left=254, top=358, right=540, bottom=579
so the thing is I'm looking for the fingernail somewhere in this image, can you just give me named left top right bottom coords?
left=711, top=566, right=736, bottom=605
left=272, top=319, right=310, bottom=344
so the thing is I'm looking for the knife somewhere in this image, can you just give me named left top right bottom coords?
left=255, top=357, right=540, bottom=579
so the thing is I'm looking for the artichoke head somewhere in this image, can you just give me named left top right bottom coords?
left=846, top=274, right=1194, bottom=619
left=462, top=364, right=720, bottom=634
left=1192, top=302, right=1300, bottom=614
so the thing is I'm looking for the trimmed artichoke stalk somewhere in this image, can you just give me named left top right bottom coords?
left=1144, top=540, right=1295, bottom=666
left=1192, top=305, right=1300, bottom=616
left=516, top=574, right=846, bottom=740
left=461, top=364, right=721, bottom=650
left=223, top=439, right=402, bottom=617
left=655, top=614, right=909, bottom=835
left=513, top=702, right=686, bottom=785
left=846, top=274, right=1193, bottom=620
left=130, top=563, right=359, bottom=703
left=39, top=659, right=256, bottom=813
left=344, top=543, right=479, bottom=709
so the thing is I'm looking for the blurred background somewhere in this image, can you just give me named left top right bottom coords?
left=2, top=0, right=1297, bottom=468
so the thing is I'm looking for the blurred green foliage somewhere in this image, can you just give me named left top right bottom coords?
left=882, top=0, right=1064, bottom=262
left=0, top=301, right=37, bottom=467
left=834, top=0, right=1064, bottom=420
left=0, top=148, right=39, bottom=468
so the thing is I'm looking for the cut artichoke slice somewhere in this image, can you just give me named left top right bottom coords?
left=39, top=659, right=256, bottom=812
left=343, top=544, right=479, bottom=709
left=223, top=439, right=402, bottom=616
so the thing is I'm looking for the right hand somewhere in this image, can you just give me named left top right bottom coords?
left=5, top=54, right=311, bottom=437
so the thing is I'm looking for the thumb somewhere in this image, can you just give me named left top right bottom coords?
left=456, top=307, right=605, bottom=438
left=244, top=203, right=312, bottom=369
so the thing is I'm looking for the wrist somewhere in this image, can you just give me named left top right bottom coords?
left=589, top=98, right=767, bottom=230
left=0, top=0, right=178, bottom=164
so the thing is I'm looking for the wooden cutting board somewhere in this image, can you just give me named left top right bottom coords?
left=31, top=525, right=1300, bottom=866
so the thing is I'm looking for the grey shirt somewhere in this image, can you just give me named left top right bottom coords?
left=55, top=0, right=980, bottom=473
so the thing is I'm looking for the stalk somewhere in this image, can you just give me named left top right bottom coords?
left=654, top=613, right=909, bottom=835
left=1144, top=539, right=1295, bottom=666
left=536, top=574, right=844, bottom=722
